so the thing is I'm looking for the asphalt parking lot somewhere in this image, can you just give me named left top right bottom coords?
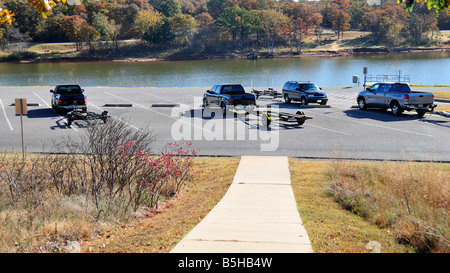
left=1, top=86, right=450, bottom=161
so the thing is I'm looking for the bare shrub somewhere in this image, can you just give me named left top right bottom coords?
left=0, top=118, right=197, bottom=252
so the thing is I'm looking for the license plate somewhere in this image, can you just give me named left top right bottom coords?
left=418, top=104, right=423, bottom=108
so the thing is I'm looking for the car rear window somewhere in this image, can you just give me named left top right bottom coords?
left=221, top=85, right=245, bottom=94
left=388, top=84, right=411, bottom=92
left=56, top=85, right=83, bottom=95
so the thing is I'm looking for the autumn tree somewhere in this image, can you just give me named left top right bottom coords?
left=149, top=0, right=181, bottom=17
left=169, top=13, right=196, bottom=46
left=348, top=0, right=373, bottom=30
left=397, top=0, right=449, bottom=13
left=134, top=8, right=164, bottom=39
left=292, top=3, right=323, bottom=53
left=259, top=9, right=290, bottom=53
left=142, top=17, right=173, bottom=47
left=407, top=4, right=439, bottom=42
left=237, top=8, right=260, bottom=47
left=216, top=6, right=241, bottom=48
left=362, top=4, right=409, bottom=45
left=61, top=15, right=99, bottom=51
left=193, top=12, right=216, bottom=50
left=330, top=8, right=351, bottom=39
left=1, top=0, right=66, bottom=25
left=206, top=0, right=229, bottom=19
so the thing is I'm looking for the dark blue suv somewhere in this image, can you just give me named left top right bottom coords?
left=282, top=81, right=328, bottom=105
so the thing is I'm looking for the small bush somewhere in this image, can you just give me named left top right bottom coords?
left=1, top=51, right=38, bottom=61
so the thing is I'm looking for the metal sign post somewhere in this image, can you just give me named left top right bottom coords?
left=363, top=67, right=368, bottom=88
left=15, top=98, right=27, bottom=161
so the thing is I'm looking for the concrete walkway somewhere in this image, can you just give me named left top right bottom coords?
left=170, top=156, right=313, bottom=253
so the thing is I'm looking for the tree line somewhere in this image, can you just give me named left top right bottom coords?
left=1, top=0, right=449, bottom=53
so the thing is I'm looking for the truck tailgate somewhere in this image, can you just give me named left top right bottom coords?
left=409, top=92, right=434, bottom=105
left=58, top=95, right=86, bottom=106
left=232, top=95, right=255, bottom=105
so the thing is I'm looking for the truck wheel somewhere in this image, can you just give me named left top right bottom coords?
left=416, top=109, right=427, bottom=117
left=358, top=97, right=367, bottom=110
left=300, top=97, right=308, bottom=106
left=67, top=114, right=72, bottom=126
left=221, top=103, right=227, bottom=118
left=391, top=102, right=402, bottom=116
left=284, top=94, right=291, bottom=104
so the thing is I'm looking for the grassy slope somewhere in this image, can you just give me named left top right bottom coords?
left=289, top=159, right=414, bottom=253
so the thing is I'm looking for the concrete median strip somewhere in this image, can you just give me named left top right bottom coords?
left=171, top=156, right=313, bottom=253
left=102, top=103, right=133, bottom=107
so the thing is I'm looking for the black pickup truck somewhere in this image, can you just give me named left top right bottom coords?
left=50, top=84, right=87, bottom=113
left=203, top=84, right=256, bottom=116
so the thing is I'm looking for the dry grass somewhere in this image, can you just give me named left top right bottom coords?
left=80, top=156, right=240, bottom=253
left=0, top=154, right=239, bottom=253
left=434, top=91, right=450, bottom=100
left=325, top=160, right=450, bottom=253
left=289, top=159, right=414, bottom=253
left=435, top=105, right=450, bottom=111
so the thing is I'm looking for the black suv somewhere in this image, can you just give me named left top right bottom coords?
left=282, top=81, right=328, bottom=105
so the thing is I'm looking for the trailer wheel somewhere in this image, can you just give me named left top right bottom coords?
left=67, top=114, right=72, bottom=126
left=295, top=111, right=306, bottom=125
left=261, top=112, right=271, bottom=128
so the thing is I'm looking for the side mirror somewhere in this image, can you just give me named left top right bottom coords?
left=366, top=88, right=372, bottom=92
left=50, top=90, right=54, bottom=93
left=82, top=89, right=85, bottom=93
left=206, top=90, right=211, bottom=94
left=319, top=87, right=322, bottom=90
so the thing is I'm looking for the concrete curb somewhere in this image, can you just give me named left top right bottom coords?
left=170, top=156, right=313, bottom=253
left=102, top=104, right=133, bottom=107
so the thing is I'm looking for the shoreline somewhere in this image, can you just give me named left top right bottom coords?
left=2, top=45, right=449, bottom=64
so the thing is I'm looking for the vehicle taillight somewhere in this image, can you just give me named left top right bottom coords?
left=404, top=94, right=409, bottom=100
left=58, top=99, right=62, bottom=104
left=229, top=98, right=234, bottom=104
left=84, top=98, right=87, bottom=103
left=432, top=93, right=435, bottom=99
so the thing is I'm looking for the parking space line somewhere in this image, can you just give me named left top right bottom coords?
left=141, top=92, right=199, bottom=108
left=174, top=91, right=199, bottom=98
left=308, top=108, right=433, bottom=137
left=0, top=97, right=13, bottom=131
left=87, top=102, right=141, bottom=131
left=307, top=124, right=352, bottom=136
left=32, top=91, right=78, bottom=132
left=105, top=91, right=212, bottom=133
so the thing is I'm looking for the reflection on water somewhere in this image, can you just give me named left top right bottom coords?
left=0, top=51, right=449, bottom=87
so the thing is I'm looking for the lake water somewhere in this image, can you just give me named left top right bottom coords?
left=1, top=51, right=449, bottom=88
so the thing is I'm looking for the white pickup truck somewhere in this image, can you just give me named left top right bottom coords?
left=357, top=82, right=436, bottom=116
